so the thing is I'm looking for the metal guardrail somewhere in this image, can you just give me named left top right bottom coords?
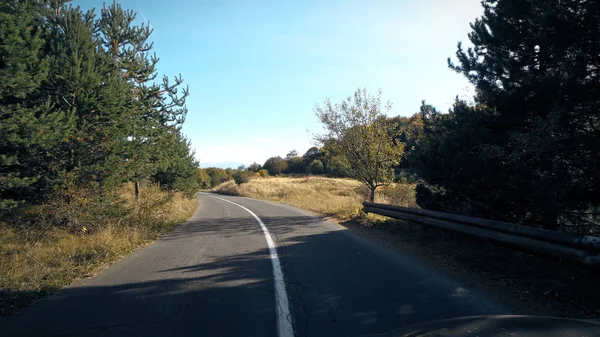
left=363, top=202, right=600, bottom=267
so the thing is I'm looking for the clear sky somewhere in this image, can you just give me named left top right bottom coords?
left=77, top=0, right=483, bottom=168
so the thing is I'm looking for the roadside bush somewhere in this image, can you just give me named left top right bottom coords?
left=356, top=184, right=371, bottom=201
left=394, top=169, right=419, bottom=184
left=233, top=172, right=253, bottom=185
left=211, top=180, right=239, bottom=195
left=415, top=182, right=453, bottom=212
left=12, top=178, right=127, bottom=236
left=198, top=169, right=212, bottom=189
left=307, top=160, right=324, bottom=175
left=263, top=156, right=287, bottom=176
left=286, top=157, right=305, bottom=174
left=204, top=167, right=231, bottom=187
left=0, top=183, right=198, bottom=316
left=379, top=183, right=417, bottom=208
left=248, top=162, right=262, bottom=172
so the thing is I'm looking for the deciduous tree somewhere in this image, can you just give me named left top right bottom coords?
left=307, top=160, right=324, bottom=175
left=263, top=156, right=287, bottom=176
left=315, top=88, right=404, bottom=202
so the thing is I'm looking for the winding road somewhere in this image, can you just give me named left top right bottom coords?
left=0, top=193, right=509, bottom=336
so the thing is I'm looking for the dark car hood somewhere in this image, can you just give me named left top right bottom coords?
left=367, top=315, right=600, bottom=337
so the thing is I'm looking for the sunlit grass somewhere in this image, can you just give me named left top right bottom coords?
left=212, top=176, right=416, bottom=220
left=0, top=183, right=198, bottom=316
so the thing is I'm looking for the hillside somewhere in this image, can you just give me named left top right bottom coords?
left=213, top=176, right=600, bottom=319
left=212, top=176, right=416, bottom=219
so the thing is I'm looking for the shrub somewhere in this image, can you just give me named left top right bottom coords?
left=204, top=167, right=231, bottom=187
left=0, top=183, right=198, bottom=316
left=307, top=159, right=324, bottom=175
left=198, top=169, right=212, bottom=189
left=257, top=169, right=269, bottom=178
left=286, top=157, right=305, bottom=174
left=379, top=183, right=417, bottom=208
left=248, top=162, right=262, bottom=172
left=211, top=180, right=239, bottom=195
left=233, top=172, right=253, bottom=185
left=263, top=156, right=287, bottom=176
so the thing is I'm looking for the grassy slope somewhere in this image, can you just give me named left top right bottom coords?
left=0, top=183, right=198, bottom=317
left=213, top=176, right=416, bottom=220
left=213, top=176, right=600, bottom=319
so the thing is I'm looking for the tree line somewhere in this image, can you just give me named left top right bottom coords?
left=0, top=0, right=200, bottom=217
left=264, top=0, right=600, bottom=233
left=413, top=0, right=599, bottom=232
left=196, top=148, right=332, bottom=190
left=256, top=147, right=336, bottom=176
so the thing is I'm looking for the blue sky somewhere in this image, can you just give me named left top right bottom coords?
left=77, top=0, right=483, bottom=168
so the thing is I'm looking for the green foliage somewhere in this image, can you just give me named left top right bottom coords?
left=384, top=113, right=425, bottom=170
left=257, top=169, right=269, bottom=178
left=232, top=171, right=253, bottom=185
left=151, top=133, right=200, bottom=197
left=263, top=156, right=288, bottom=176
left=0, top=0, right=69, bottom=213
left=96, top=1, right=189, bottom=199
left=0, top=1, right=200, bottom=312
left=42, top=3, right=133, bottom=191
left=415, top=101, right=505, bottom=217
left=0, top=183, right=197, bottom=316
left=379, top=184, right=417, bottom=208
left=203, top=167, right=231, bottom=187
left=198, top=169, right=212, bottom=189
left=302, top=147, right=321, bottom=167
left=319, top=140, right=346, bottom=177
left=285, top=150, right=299, bottom=160
left=247, top=162, right=262, bottom=172
left=286, top=157, right=305, bottom=174
left=0, top=1, right=198, bottom=215
left=307, top=160, right=324, bottom=175
left=416, top=0, right=600, bottom=231
left=283, top=149, right=305, bottom=174
left=314, top=88, right=405, bottom=202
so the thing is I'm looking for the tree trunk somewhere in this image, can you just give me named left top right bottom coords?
left=369, top=186, right=376, bottom=203
left=539, top=187, right=558, bottom=230
left=135, top=181, right=140, bottom=202
left=542, top=201, right=559, bottom=231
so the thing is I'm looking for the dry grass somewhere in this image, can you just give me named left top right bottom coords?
left=0, top=183, right=198, bottom=316
left=213, top=176, right=416, bottom=220
left=215, top=176, right=600, bottom=319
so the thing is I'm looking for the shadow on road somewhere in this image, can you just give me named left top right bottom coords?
left=366, top=315, right=600, bottom=337
left=1, top=214, right=509, bottom=337
left=161, top=215, right=327, bottom=240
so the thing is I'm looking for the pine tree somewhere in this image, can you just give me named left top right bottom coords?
left=40, top=1, right=134, bottom=200
left=97, top=1, right=188, bottom=200
left=421, top=0, right=600, bottom=229
left=1, top=0, right=197, bottom=216
left=0, top=0, right=72, bottom=213
left=152, top=131, right=200, bottom=196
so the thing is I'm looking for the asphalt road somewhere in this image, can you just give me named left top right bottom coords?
left=0, top=193, right=509, bottom=337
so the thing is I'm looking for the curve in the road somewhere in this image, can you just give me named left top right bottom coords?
left=0, top=193, right=510, bottom=337
left=208, top=194, right=294, bottom=337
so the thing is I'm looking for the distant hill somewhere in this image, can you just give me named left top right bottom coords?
left=199, top=162, right=249, bottom=169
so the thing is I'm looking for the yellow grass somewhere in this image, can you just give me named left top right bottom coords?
left=213, top=176, right=416, bottom=220
left=0, top=183, right=198, bottom=316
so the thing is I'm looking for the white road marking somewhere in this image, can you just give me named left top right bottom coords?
left=209, top=195, right=295, bottom=337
